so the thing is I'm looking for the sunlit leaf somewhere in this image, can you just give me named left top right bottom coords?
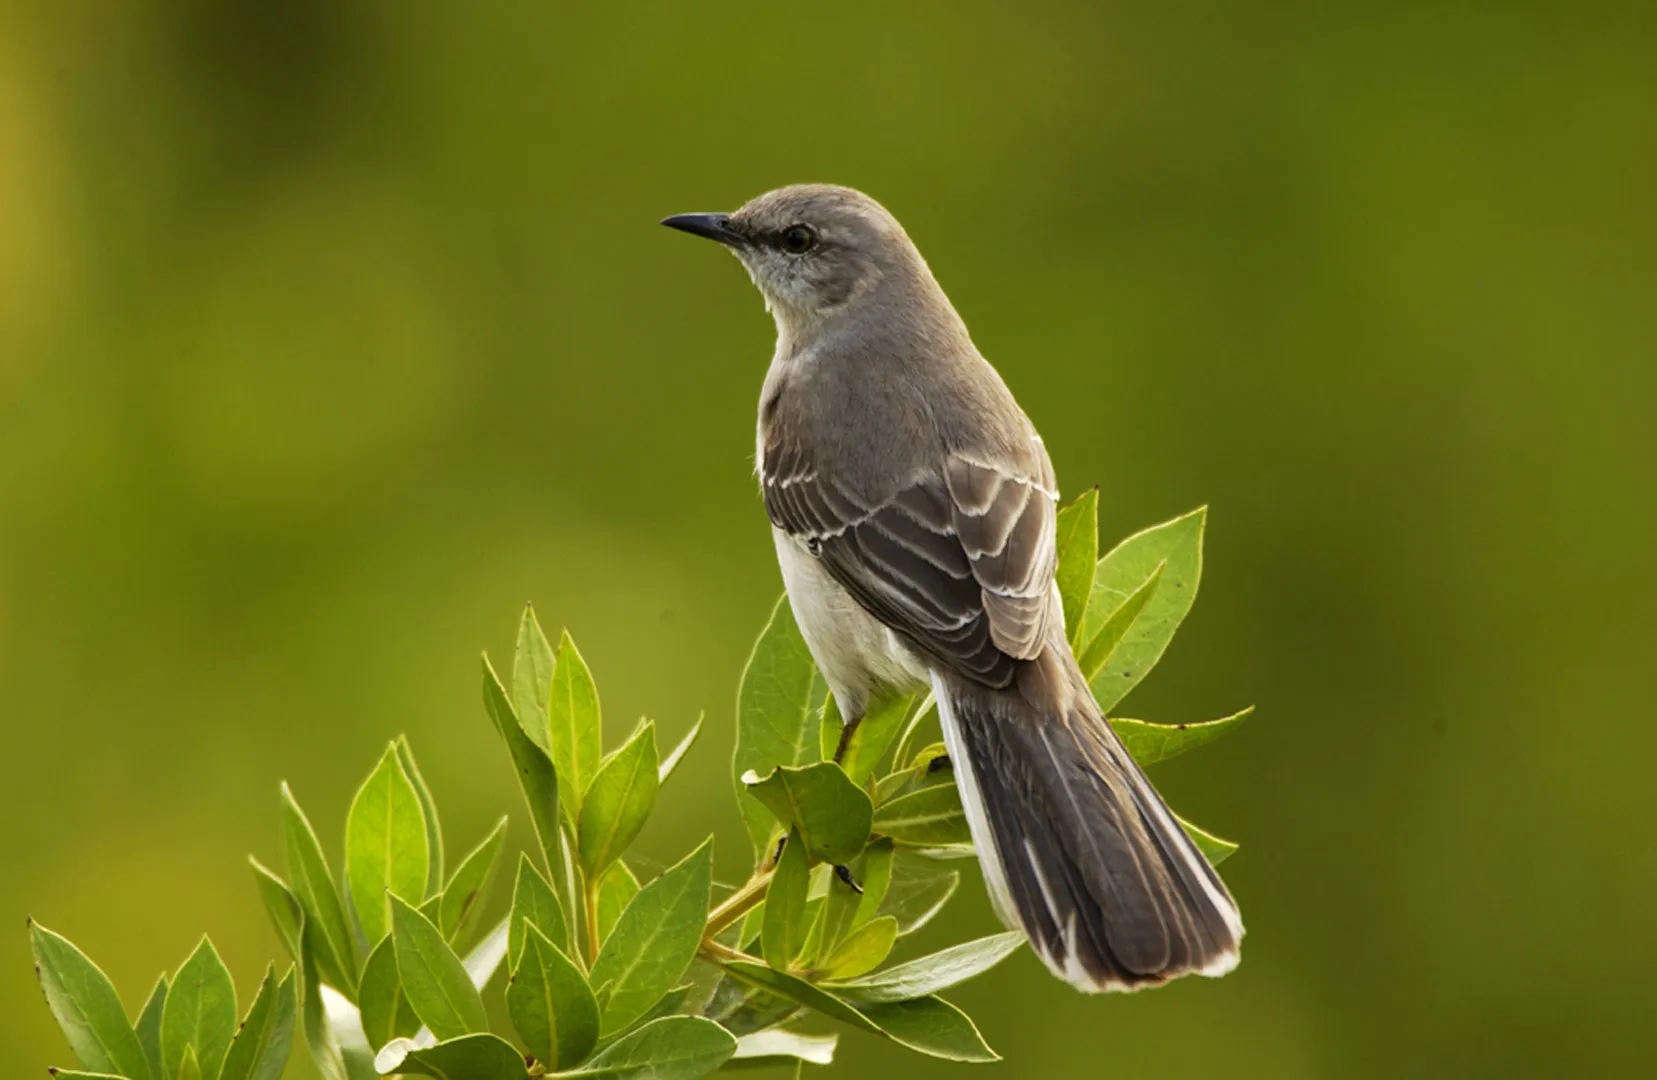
left=1178, top=815, right=1239, bottom=865
left=177, top=1044, right=200, bottom=1080
left=579, top=720, right=660, bottom=877
left=826, top=931, right=1025, bottom=1003
left=1084, top=507, right=1205, bottom=711
left=878, top=851, right=959, bottom=936
left=440, top=817, right=508, bottom=949
left=29, top=921, right=153, bottom=1080
left=729, top=1028, right=838, bottom=1068
left=658, top=714, right=704, bottom=784
left=514, top=603, right=558, bottom=757
left=549, top=629, right=603, bottom=819
left=345, top=744, right=430, bottom=946
left=742, top=763, right=872, bottom=865
left=734, top=595, right=828, bottom=856
left=872, top=784, right=970, bottom=846
left=133, top=973, right=166, bottom=1080
left=1076, top=561, right=1163, bottom=684
left=389, top=894, right=488, bottom=1039
left=837, top=693, right=913, bottom=788
left=812, top=916, right=898, bottom=980
left=557, top=1015, right=736, bottom=1078
left=219, top=965, right=297, bottom=1080
left=482, top=655, right=564, bottom=884
left=855, top=996, right=998, bottom=1063
left=1110, top=707, right=1251, bottom=767
left=281, top=783, right=359, bottom=991
left=589, top=839, right=713, bottom=1036
left=595, top=860, right=641, bottom=947
left=507, top=922, right=599, bottom=1070
left=509, top=852, right=569, bottom=967
left=249, top=858, right=304, bottom=962
left=394, top=736, right=446, bottom=897
left=160, top=936, right=237, bottom=1080
left=384, top=1033, right=529, bottom=1080
left=356, top=936, right=418, bottom=1052
left=762, top=828, right=810, bottom=972
left=853, top=840, right=895, bottom=928
left=1055, top=488, right=1099, bottom=646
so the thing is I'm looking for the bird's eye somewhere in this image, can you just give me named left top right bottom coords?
left=780, top=225, right=817, bottom=254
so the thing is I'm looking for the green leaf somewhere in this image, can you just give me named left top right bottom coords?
left=346, top=744, right=430, bottom=947
left=509, top=853, right=570, bottom=967
left=390, top=894, right=489, bottom=1039
left=461, top=915, right=511, bottom=992
left=177, top=1044, right=201, bottom=1080
left=29, top=921, right=153, bottom=1080
left=853, top=841, right=894, bottom=928
left=298, top=918, right=358, bottom=1080
left=813, top=916, right=897, bottom=980
left=249, top=858, right=304, bottom=961
left=389, top=1033, right=530, bottom=1080
left=482, top=655, right=564, bottom=888
left=889, top=698, right=939, bottom=781
left=579, top=720, right=660, bottom=877
left=589, top=839, right=713, bottom=1036
left=762, top=829, right=810, bottom=971
left=1178, top=815, right=1239, bottom=865
left=807, top=861, right=861, bottom=968
left=514, top=603, right=558, bottom=758
left=219, top=965, right=298, bottom=1080
left=440, top=817, right=508, bottom=948
left=134, top=974, right=167, bottom=1080
left=658, top=714, right=703, bottom=784
left=855, top=997, right=999, bottom=1062
left=40, top=1073, right=128, bottom=1079
left=557, top=1015, right=736, bottom=1078
left=741, top=763, right=872, bottom=865
left=357, top=935, right=419, bottom=1051
left=394, top=736, right=446, bottom=897
left=871, top=784, right=970, bottom=846
left=594, top=860, right=641, bottom=947
left=282, top=782, right=359, bottom=990
left=826, top=931, right=1025, bottom=1003
left=549, top=629, right=603, bottom=819
left=160, top=936, right=237, bottom=1080
left=1084, top=507, right=1206, bottom=711
left=734, top=595, right=828, bottom=855
left=715, top=961, right=881, bottom=1035
left=837, top=693, right=912, bottom=788
left=1076, top=561, right=1164, bottom=685
left=1055, top=487, right=1100, bottom=647
left=507, top=922, right=600, bottom=1070
left=1110, top=707, right=1252, bottom=767
left=878, top=851, right=960, bottom=936
left=729, top=1029, right=838, bottom=1067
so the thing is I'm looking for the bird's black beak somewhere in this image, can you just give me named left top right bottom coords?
left=660, top=212, right=745, bottom=247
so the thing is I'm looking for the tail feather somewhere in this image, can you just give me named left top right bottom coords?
left=932, top=645, right=1243, bottom=993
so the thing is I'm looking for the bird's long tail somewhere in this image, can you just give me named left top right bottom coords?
left=932, top=641, right=1243, bottom=992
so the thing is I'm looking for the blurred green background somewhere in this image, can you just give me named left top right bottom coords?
left=3, top=2, right=1653, bottom=1076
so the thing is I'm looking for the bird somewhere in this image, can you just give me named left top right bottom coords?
left=662, top=184, right=1242, bottom=992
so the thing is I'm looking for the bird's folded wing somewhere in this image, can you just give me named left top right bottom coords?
left=762, top=441, right=1057, bottom=689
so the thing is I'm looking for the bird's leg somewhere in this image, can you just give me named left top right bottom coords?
left=833, top=708, right=863, bottom=764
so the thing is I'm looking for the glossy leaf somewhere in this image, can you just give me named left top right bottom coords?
left=579, top=720, right=660, bottom=877
left=440, top=816, right=508, bottom=948
left=509, top=853, right=569, bottom=966
left=1179, top=815, right=1239, bottom=865
left=1110, top=707, right=1252, bottom=767
left=390, top=894, right=488, bottom=1039
left=878, top=851, right=960, bottom=936
left=394, top=736, right=446, bottom=897
left=549, top=629, right=603, bottom=819
left=1084, top=507, right=1206, bottom=711
left=837, top=693, right=913, bottom=788
left=729, top=1029, right=838, bottom=1067
left=506, top=922, right=599, bottom=1070
left=734, top=594, right=828, bottom=855
left=357, top=936, right=418, bottom=1051
left=134, top=974, right=166, bottom=1080
left=762, top=829, right=810, bottom=971
left=29, top=921, right=153, bottom=1080
left=1055, top=487, right=1099, bottom=645
left=595, top=860, right=641, bottom=947
left=249, top=858, right=304, bottom=961
left=281, top=783, right=359, bottom=989
left=872, top=783, right=970, bottom=846
left=345, top=744, right=430, bottom=946
left=856, top=996, right=999, bottom=1062
left=390, top=1033, right=530, bottom=1080
left=826, top=931, right=1025, bottom=1003
left=741, top=763, right=872, bottom=865
left=160, top=936, right=237, bottom=1080
left=589, top=840, right=713, bottom=1036
left=814, top=916, right=898, bottom=980
left=514, top=603, right=558, bottom=758
left=558, top=1015, right=737, bottom=1078
left=219, top=965, right=297, bottom=1080
left=1076, top=561, right=1164, bottom=685
left=715, top=961, right=880, bottom=1035
left=658, top=714, right=703, bottom=784
left=481, top=655, right=564, bottom=892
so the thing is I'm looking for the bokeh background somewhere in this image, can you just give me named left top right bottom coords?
left=4, top=2, right=1654, bottom=1076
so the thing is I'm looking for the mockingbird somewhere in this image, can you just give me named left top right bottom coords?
left=663, top=184, right=1243, bottom=992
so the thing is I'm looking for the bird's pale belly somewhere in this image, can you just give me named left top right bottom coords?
left=771, top=527, right=929, bottom=719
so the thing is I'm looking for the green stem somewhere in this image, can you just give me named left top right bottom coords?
left=704, top=867, right=774, bottom=939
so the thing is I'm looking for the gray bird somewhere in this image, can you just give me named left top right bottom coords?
left=663, top=184, right=1243, bottom=992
